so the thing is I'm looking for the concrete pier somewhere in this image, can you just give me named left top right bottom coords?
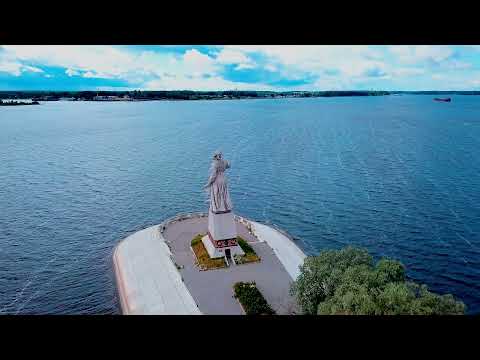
left=113, top=214, right=306, bottom=315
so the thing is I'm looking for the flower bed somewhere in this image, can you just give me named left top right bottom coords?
left=191, top=234, right=226, bottom=270
left=233, top=281, right=275, bottom=315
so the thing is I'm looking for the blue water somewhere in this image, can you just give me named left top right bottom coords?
left=0, top=96, right=479, bottom=314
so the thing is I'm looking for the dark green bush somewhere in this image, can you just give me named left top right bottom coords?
left=237, top=237, right=255, bottom=255
left=233, top=282, right=275, bottom=315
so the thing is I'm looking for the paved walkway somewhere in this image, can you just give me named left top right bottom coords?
left=163, top=217, right=299, bottom=315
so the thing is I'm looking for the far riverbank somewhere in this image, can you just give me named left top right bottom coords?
left=0, top=100, right=40, bottom=106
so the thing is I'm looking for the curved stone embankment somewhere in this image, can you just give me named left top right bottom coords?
left=113, top=214, right=306, bottom=315
left=246, top=220, right=307, bottom=280
left=113, top=225, right=201, bottom=315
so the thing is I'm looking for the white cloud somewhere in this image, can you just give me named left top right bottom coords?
left=0, top=45, right=425, bottom=90
left=96, top=86, right=136, bottom=91
left=82, top=71, right=115, bottom=79
left=0, top=61, right=22, bottom=76
left=447, top=60, right=471, bottom=70
left=428, top=71, right=480, bottom=90
left=0, top=60, right=43, bottom=76
left=302, top=79, right=348, bottom=91
left=223, top=45, right=391, bottom=80
left=216, top=48, right=251, bottom=64
left=388, top=45, right=454, bottom=65
left=1, top=45, right=222, bottom=85
left=82, top=71, right=97, bottom=78
left=3, top=45, right=137, bottom=78
left=65, top=68, right=79, bottom=76
left=264, top=64, right=277, bottom=72
left=1, top=45, right=479, bottom=91
left=23, top=65, right=43, bottom=73
left=182, top=49, right=218, bottom=76
left=144, top=75, right=274, bottom=91
left=235, top=63, right=256, bottom=70
left=215, top=48, right=256, bottom=70
left=391, top=67, right=425, bottom=77
left=470, top=79, right=480, bottom=87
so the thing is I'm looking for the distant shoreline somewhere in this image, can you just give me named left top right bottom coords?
left=0, top=90, right=391, bottom=102
left=0, top=100, right=40, bottom=106
left=1, top=90, right=479, bottom=103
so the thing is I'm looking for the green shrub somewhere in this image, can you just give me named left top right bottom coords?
left=237, top=237, right=255, bottom=254
left=234, top=237, right=260, bottom=264
left=233, top=282, right=275, bottom=315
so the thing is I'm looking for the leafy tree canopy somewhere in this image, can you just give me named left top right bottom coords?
left=291, top=247, right=465, bottom=315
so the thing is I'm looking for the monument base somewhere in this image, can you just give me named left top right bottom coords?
left=201, top=233, right=244, bottom=259
left=203, top=209, right=244, bottom=259
left=208, top=210, right=237, bottom=240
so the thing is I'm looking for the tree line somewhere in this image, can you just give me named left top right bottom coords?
left=0, top=90, right=393, bottom=101
left=2, top=90, right=479, bottom=101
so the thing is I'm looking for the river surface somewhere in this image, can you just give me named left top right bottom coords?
left=0, top=96, right=479, bottom=314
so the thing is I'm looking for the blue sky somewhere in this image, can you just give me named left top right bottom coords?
left=1, top=45, right=480, bottom=91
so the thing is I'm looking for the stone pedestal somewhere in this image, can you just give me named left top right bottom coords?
left=208, top=210, right=236, bottom=240
left=202, top=210, right=244, bottom=259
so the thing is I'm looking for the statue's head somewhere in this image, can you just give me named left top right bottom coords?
left=213, top=150, right=222, bottom=160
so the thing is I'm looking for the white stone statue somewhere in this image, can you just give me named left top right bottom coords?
left=203, top=151, right=233, bottom=213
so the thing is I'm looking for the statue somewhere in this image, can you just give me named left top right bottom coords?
left=201, top=150, right=243, bottom=260
left=203, top=151, right=233, bottom=213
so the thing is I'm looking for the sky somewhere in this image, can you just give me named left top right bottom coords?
left=1, top=45, right=480, bottom=91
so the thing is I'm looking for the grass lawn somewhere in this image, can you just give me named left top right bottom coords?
left=234, top=237, right=261, bottom=265
left=191, top=234, right=226, bottom=270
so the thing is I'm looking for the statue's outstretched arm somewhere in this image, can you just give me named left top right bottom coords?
left=203, top=169, right=217, bottom=189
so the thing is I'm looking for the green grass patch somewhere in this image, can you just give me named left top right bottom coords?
left=191, top=234, right=203, bottom=246
left=238, top=237, right=255, bottom=254
left=234, top=237, right=260, bottom=265
left=191, top=234, right=226, bottom=270
left=233, top=282, right=275, bottom=315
